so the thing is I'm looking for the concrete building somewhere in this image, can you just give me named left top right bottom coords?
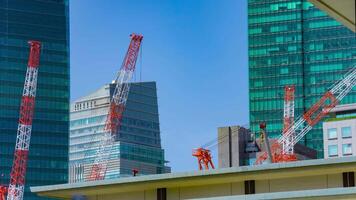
left=32, top=157, right=356, bottom=200
left=323, top=103, right=356, bottom=159
left=218, top=125, right=316, bottom=167
left=0, top=1, right=69, bottom=199
left=69, top=82, right=169, bottom=183
left=218, top=126, right=259, bottom=167
left=248, top=0, right=356, bottom=158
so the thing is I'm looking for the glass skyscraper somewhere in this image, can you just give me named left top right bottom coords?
left=248, top=0, right=356, bottom=157
left=69, top=82, right=169, bottom=183
left=0, top=0, right=69, bottom=199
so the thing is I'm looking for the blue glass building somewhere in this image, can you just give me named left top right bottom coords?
left=69, top=82, right=169, bottom=182
left=0, top=0, right=69, bottom=199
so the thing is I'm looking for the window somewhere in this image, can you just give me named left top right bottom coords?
left=328, top=145, right=338, bottom=157
left=343, top=172, right=355, bottom=187
left=327, top=128, right=337, bottom=139
left=342, top=144, right=352, bottom=156
left=244, top=180, right=255, bottom=194
left=157, top=188, right=166, bottom=200
left=342, top=127, right=352, bottom=138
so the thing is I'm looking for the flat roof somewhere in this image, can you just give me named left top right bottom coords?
left=32, top=156, right=356, bottom=199
left=331, top=103, right=356, bottom=113
left=192, top=187, right=356, bottom=200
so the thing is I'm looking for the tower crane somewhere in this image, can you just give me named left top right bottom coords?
left=6, top=41, right=41, bottom=200
left=86, top=33, right=143, bottom=181
left=281, top=85, right=297, bottom=159
left=256, top=67, right=356, bottom=164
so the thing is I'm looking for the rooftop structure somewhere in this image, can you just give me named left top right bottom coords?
left=308, top=0, right=355, bottom=32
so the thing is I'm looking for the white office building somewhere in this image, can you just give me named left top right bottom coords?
left=323, top=104, right=356, bottom=159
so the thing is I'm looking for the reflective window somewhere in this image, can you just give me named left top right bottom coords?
left=343, top=144, right=352, bottom=156
left=328, top=145, right=338, bottom=157
left=342, top=127, right=352, bottom=138
left=328, top=128, right=337, bottom=140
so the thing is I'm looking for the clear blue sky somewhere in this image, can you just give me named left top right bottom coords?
left=70, top=0, right=248, bottom=172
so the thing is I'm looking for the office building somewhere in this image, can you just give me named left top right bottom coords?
left=0, top=0, right=69, bottom=199
left=248, top=0, right=356, bottom=157
left=69, top=82, right=169, bottom=183
left=33, top=157, right=356, bottom=200
left=323, top=104, right=356, bottom=159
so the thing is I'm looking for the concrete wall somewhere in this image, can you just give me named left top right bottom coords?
left=81, top=171, right=353, bottom=200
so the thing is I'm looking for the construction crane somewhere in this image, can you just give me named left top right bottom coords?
left=0, top=185, right=6, bottom=200
left=192, top=148, right=215, bottom=170
left=6, top=41, right=41, bottom=200
left=256, top=67, right=356, bottom=164
left=281, top=85, right=297, bottom=159
left=192, top=125, right=258, bottom=170
left=86, top=33, right=143, bottom=181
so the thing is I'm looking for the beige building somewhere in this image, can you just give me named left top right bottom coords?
left=32, top=156, right=356, bottom=200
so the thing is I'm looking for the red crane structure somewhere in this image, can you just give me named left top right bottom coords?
left=86, top=33, right=143, bottom=181
left=192, top=125, right=255, bottom=170
left=192, top=148, right=215, bottom=170
left=0, top=185, right=6, bottom=200
left=281, top=85, right=297, bottom=160
left=6, top=41, right=41, bottom=200
left=256, top=67, right=356, bottom=164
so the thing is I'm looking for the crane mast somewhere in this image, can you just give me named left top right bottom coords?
left=282, top=85, right=296, bottom=156
left=256, top=67, right=356, bottom=164
left=7, top=41, right=41, bottom=200
left=87, top=33, right=143, bottom=181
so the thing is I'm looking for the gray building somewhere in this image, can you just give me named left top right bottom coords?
left=218, top=125, right=316, bottom=167
left=323, top=104, right=356, bottom=159
left=218, top=126, right=258, bottom=167
left=69, top=82, right=169, bottom=183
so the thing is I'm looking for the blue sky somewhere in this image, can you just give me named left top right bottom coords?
left=70, top=0, right=248, bottom=172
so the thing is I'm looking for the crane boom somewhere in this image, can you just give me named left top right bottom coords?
left=86, top=34, right=143, bottom=181
left=7, top=41, right=41, bottom=200
left=256, top=67, right=356, bottom=164
left=281, top=67, right=356, bottom=148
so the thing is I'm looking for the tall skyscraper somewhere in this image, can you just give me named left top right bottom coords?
left=0, top=0, right=69, bottom=199
left=248, top=0, right=356, bottom=157
left=69, top=82, right=169, bottom=183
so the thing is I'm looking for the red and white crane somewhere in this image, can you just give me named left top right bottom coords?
left=256, top=67, right=356, bottom=164
left=7, top=41, right=41, bottom=200
left=86, top=33, right=143, bottom=181
left=282, top=85, right=296, bottom=159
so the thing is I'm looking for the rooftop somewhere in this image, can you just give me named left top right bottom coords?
left=32, top=156, right=356, bottom=199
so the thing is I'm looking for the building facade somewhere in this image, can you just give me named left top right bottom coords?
left=218, top=126, right=259, bottom=167
left=32, top=157, right=356, bottom=200
left=248, top=0, right=356, bottom=157
left=69, top=82, right=169, bottom=183
left=0, top=0, right=69, bottom=199
left=323, top=104, right=356, bottom=159
left=217, top=125, right=316, bottom=167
